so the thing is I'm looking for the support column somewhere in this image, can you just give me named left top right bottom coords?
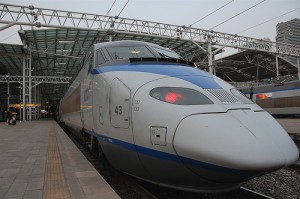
left=32, top=85, right=36, bottom=120
left=32, top=65, right=37, bottom=120
left=275, top=55, right=279, bottom=80
left=6, top=73, right=10, bottom=112
left=22, top=52, right=26, bottom=121
left=19, top=83, right=22, bottom=123
left=22, top=41, right=32, bottom=121
left=28, top=45, right=32, bottom=120
left=207, top=36, right=213, bottom=74
left=37, top=85, right=41, bottom=119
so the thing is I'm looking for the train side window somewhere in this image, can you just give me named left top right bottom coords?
left=96, top=50, right=106, bottom=66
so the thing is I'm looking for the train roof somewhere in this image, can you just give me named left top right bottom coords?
left=241, top=80, right=300, bottom=94
left=93, top=40, right=170, bottom=49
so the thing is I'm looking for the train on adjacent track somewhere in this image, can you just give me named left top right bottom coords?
left=58, top=40, right=299, bottom=193
left=241, top=80, right=300, bottom=117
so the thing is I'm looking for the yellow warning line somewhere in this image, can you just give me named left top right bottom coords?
left=43, top=123, right=71, bottom=199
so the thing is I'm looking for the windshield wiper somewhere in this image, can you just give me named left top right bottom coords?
left=158, top=52, right=186, bottom=61
left=157, top=52, right=174, bottom=59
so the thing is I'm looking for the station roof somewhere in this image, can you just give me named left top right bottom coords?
left=0, top=28, right=209, bottom=106
left=210, top=50, right=298, bottom=83
left=21, top=28, right=209, bottom=77
left=0, top=3, right=299, bottom=116
left=1, top=28, right=300, bottom=107
left=1, top=28, right=299, bottom=108
left=0, top=43, right=23, bottom=76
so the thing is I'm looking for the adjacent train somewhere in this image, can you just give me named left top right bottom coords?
left=58, top=40, right=299, bottom=193
left=241, top=81, right=300, bottom=117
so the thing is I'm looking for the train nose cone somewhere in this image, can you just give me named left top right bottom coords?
left=173, top=110, right=299, bottom=183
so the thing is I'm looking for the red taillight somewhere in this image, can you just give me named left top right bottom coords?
left=165, top=92, right=183, bottom=103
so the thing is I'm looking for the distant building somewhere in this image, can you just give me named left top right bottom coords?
left=276, top=18, right=300, bottom=66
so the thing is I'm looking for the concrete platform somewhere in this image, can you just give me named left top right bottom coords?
left=0, top=119, right=120, bottom=199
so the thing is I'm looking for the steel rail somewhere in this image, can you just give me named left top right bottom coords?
left=239, top=187, right=275, bottom=199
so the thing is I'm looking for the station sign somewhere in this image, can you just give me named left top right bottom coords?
left=9, top=104, right=42, bottom=108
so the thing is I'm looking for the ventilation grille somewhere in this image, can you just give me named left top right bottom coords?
left=206, top=89, right=241, bottom=104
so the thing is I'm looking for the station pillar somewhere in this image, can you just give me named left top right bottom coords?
left=207, top=37, right=214, bottom=75
left=22, top=41, right=33, bottom=121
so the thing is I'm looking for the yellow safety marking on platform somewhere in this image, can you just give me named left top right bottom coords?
left=43, top=123, right=71, bottom=199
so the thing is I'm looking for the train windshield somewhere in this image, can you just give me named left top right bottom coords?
left=152, top=47, right=181, bottom=59
left=106, top=46, right=155, bottom=60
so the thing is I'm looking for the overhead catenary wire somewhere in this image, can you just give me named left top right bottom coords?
left=106, top=0, right=117, bottom=16
left=237, top=7, right=300, bottom=34
left=190, top=0, right=234, bottom=27
left=210, top=0, right=266, bottom=30
left=117, top=0, right=130, bottom=17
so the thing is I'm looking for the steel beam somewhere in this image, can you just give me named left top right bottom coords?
left=0, top=22, right=16, bottom=31
left=0, top=75, right=72, bottom=83
left=0, top=3, right=299, bottom=57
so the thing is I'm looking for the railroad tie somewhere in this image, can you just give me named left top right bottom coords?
left=43, top=122, right=71, bottom=199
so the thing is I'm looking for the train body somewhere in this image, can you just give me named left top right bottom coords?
left=59, top=40, right=299, bottom=192
left=241, top=81, right=300, bottom=116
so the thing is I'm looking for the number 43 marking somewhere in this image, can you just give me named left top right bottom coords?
left=115, top=106, right=122, bottom=115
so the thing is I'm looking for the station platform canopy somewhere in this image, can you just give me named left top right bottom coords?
left=209, top=49, right=299, bottom=85
left=0, top=28, right=210, bottom=107
left=1, top=28, right=299, bottom=107
left=0, top=43, right=23, bottom=76
left=20, top=28, right=209, bottom=77
left=1, top=29, right=299, bottom=107
left=0, top=3, right=299, bottom=114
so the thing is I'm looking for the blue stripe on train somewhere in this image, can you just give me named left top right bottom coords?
left=91, top=64, right=222, bottom=89
left=86, top=129, right=240, bottom=173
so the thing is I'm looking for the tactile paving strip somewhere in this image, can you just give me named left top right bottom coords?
left=43, top=123, right=72, bottom=199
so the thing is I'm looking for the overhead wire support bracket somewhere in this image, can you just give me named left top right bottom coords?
left=0, top=3, right=299, bottom=57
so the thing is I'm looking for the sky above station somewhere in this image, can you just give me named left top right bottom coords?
left=0, top=0, right=299, bottom=57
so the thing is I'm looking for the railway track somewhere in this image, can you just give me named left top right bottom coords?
left=136, top=180, right=275, bottom=199
left=236, top=187, right=274, bottom=199
left=59, top=122, right=275, bottom=199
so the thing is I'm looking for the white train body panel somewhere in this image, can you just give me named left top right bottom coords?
left=59, top=40, right=299, bottom=192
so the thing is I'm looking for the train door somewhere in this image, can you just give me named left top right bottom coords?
left=92, top=49, right=108, bottom=130
left=107, top=78, right=150, bottom=178
left=82, top=76, right=93, bottom=131
left=109, top=78, right=130, bottom=129
left=92, top=77, right=107, bottom=130
left=81, top=49, right=94, bottom=131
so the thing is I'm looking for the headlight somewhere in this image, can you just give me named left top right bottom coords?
left=149, top=87, right=214, bottom=105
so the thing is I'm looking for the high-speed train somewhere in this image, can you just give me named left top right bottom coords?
left=58, top=40, right=299, bottom=193
left=241, top=81, right=300, bottom=117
